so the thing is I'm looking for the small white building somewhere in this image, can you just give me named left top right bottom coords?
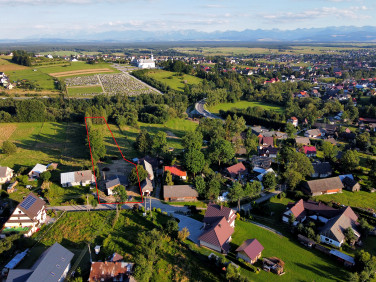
left=28, top=164, right=47, bottom=179
left=137, top=54, right=155, bottom=69
left=0, top=166, right=13, bottom=184
left=60, top=170, right=95, bottom=187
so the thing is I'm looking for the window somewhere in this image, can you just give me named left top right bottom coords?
left=56, top=264, right=60, bottom=268
left=50, top=272, right=55, bottom=276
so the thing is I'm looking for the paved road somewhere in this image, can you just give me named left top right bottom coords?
left=174, top=214, right=203, bottom=244
left=194, top=99, right=224, bottom=120
left=240, top=191, right=281, bottom=212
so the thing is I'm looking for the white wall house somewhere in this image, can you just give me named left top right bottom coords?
left=0, top=166, right=13, bottom=184
left=61, top=170, right=95, bottom=187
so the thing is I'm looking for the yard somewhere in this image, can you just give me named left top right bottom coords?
left=144, top=69, right=202, bottom=92
left=207, top=101, right=285, bottom=114
left=316, top=190, right=376, bottom=211
left=26, top=210, right=222, bottom=281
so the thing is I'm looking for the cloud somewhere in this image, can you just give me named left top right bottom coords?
left=261, top=6, right=370, bottom=23
left=0, top=0, right=134, bottom=5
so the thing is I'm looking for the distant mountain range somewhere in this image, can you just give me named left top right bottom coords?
left=2, top=26, right=376, bottom=43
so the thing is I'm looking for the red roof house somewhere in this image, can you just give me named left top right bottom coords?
left=199, top=217, right=234, bottom=254
left=236, top=239, right=264, bottom=264
left=164, top=165, right=187, bottom=180
left=301, top=146, right=317, bottom=157
left=226, top=162, right=248, bottom=179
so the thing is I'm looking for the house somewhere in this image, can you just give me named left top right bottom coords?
left=304, top=129, right=322, bottom=138
left=3, top=193, right=46, bottom=237
left=303, top=177, right=344, bottom=196
left=250, top=156, right=272, bottom=169
left=295, top=137, right=311, bottom=146
left=255, top=168, right=276, bottom=182
left=259, top=136, right=274, bottom=148
left=198, top=204, right=236, bottom=253
left=288, top=117, right=298, bottom=127
left=0, top=166, right=13, bottom=184
left=226, top=162, right=248, bottom=180
left=89, top=262, right=134, bottom=282
left=301, top=146, right=317, bottom=157
left=60, top=170, right=95, bottom=187
left=142, top=160, right=154, bottom=181
left=106, top=176, right=121, bottom=196
left=235, top=239, right=264, bottom=264
left=319, top=207, right=360, bottom=247
left=259, top=147, right=278, bottom=158
left=140, top=177, right=153, bottom=196
left=7, top=181, right=18, bottom=194
left=163, top=185, right=198, bottom=202
left=6, top=243, right=74, bottom=282
left=311, top=162, right=332, bottom=178
left=164, top=166, right=187, bottom=180
left=282, top=199, right=341, bottom=225
left=28, top=164, right=47, bottom=178
left=342, top=176, right=360, bottom=192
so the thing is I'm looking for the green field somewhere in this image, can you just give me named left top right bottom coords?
left=231, top=220, right=348, bottom=281
left=144, top=69, right=202, bottom=91
left=29, top=210, right=221, bottom=281
left=207, top=101, right=285, bottom=114
left=8, top=69, right=57, bottom=90
left=67, top=86, right=103, bottom=96
left=36, top=61, right=118, bottom=74
left=316, top=190, right=376, bottom=211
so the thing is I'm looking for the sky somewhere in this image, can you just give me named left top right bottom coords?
left=0, top=0, right=375, bottom=39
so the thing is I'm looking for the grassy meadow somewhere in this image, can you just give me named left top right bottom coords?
left=144, top=69, right=202, bottom=91
left=207, top=101, right=285, bottom=114
left=316, top=191, right=376, bottom=211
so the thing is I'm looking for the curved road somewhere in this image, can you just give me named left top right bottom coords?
left=194, top=99, right=224, bottom=120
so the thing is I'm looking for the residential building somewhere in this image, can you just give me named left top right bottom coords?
left=28, top=164, right=47, bottom=179
left=0, top=166, right=13, bottom=184
left=226, top=162, right=248, bottom=180
left=303, top=177, right=344, bottom=196
left=6, top=243, right=74, bottom=282
left=235, top=239, right=264, bottom=264
left=163, top=185, right=198, bottom=202
left=259, top=136, right=274, bottom=148
left=60, top=170, right=95, bottom=187
left=250, top=156, right=272, bottom=169
left=259, top=147, right=278, bottom=158
left=311, top=162, right=332, bottom=178
left=105, top=176, right=121, bottom=196
left=288, top=117, right=298, bottom=127
left=198, top=204, right=236, bottom=253
left=164, top=166, right=187, bottom=180
left=89, top=262, right=134, bottom=282
left=301, top=146, right=317, bottom=157
left=3, top=192, right=46, bottom=237
left=140, top=177, right=153, bottom=196
left=341, top=176, right=360, bottom=192
left=304, top=129, right=322, bottom=138
left=295, top=137, right=311, bottom=146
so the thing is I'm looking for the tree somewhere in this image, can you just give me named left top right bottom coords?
left=344, top=227, right=357, bottom=244
left=283, top=164, right=304, bottom=190
left=208, top=139, right=235, bottom=166
left=17, top=175, right=28, bottom=185
left=285, top=122, right=297, bottom=138
left=40, top=171, right=51, bottom=182
left=165, top=171, right=174, bottom=186
left=152, top=131, right=168, bottom=157
left=322, top=141, right=338, bottom=162
left=229, top=182, right=244, bottom=211
left=262, top=172, right=277, bottom=191
left=113, top=185, right=127, bottom=212
left=184, top=149, right=205, bottom=176
left=226, top=263, right=240, bottom=281
left=342, top=150, right=360, bottom=171
left=244, top=181, right=262, bottom=197
left=177, top=227, right=190, bottom=241
left=87, top=128, right=106, bottom=163
left=356, top=132, right=371, bottom=152
left=16, top=99, right=46, bottom=122
left=135, top=130, right=152, bottom=154
left=129, top=165, right=148, bottom=185
left=244, top=131, right=259, bottom=155
left=288, top=213, right=296, bottom=226
left=2, top=141, right=17, bottom=155
left=194, top=176, right=206, bottom=196
left=165, top=219, right=179, bottom=237
left=206, top=178, right=221, bottom=199
left=182, top=131, right=203, bottom=151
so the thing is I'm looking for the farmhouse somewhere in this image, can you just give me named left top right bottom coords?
left=3, top=193, right=46, bottom=237
left=6, top=243, right=74, bottom=282
left=0, top=166, right=13, bottom=184
left=339, top=175, right=360, bottom=192
left=235, top=239, right=264, bottom=264
left=140, top=177, right=153, bottom=196
left=142, top=160, right=154, bottom=181
left=28, top=164, right=47, bottom=179
left=303, top=177, right=344, bottom=196
left=226, top=162, right=248, bottom=180
left=60, top=170, right=95, bottom=187
left=311, top=162, right=332, bottom=178
left=163, top=185, right=198, bottom=202
left=198, top=204, right=236, bottom=253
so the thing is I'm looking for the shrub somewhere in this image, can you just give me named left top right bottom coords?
left=157, top=208, right=161, bottom=213
left=2, top=141, right=17, bottom=155
left=236, top=213, right=241, bottom=220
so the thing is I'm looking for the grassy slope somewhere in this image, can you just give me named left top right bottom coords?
left=36, top=61, right=118, bottom=74
left=207, top=101, right=285, bottom=114
left=232, top=220, right=348, bottom=281
left=144, top=69, right=202, bottom=91
left=315, top=190, right=376, bottom=210
left=7, top=69, right=57, bottom=90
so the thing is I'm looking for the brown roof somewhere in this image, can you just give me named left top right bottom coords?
left=141, top=177, right=153, bottom=193
left=89, top=262, right=134, bottom=282
left=287, top=199, right=340, bottom=220
left=226, top=162, right=247, bottom=178
left=204, top=203, right=236, bottom=225
left=259, top=136, right=274, bottom=147
left=198, top=217, right=234, bottom=250
left=74, top=170, right=94, bottom=182
left=163, top=185, right=198, bottom=198
left=0, top=166, right=10, bottom=178
left=17, top=192, right=46, bottom=220
left=305, top=177, right=344, bottom=194
left=295, top=137, right=311, bottom=145
left=235, top=239, right=264, bottom=261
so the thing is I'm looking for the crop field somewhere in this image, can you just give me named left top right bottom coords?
left=0, top=56, right=28, bottom=71
left=207, top=101, right=285, bottom=114
left=36, top=61, right=118, bottom=74
left=50, top=68, right=113, bottom=77
left=144, top=69, right=202, bottom=91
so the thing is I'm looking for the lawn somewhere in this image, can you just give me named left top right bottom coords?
left=144, top=69, right=202, bottom=91
left=316, top=190, right=376, bottom=211
left=67, top=86, right=103, bottom=96
left=231, top=220, right=349, bottom=281
left=36, top=61, right=118, bottom=74
left=29, top=210, right=222, bottom=281
left=0, top=56, right=29, bottom=71
left=7, top=68, right=57, bottom=90
left=207, top=101, right=285, bottom=114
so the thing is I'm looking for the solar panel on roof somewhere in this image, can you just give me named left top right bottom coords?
left=20, top=196, right=36, bottom=210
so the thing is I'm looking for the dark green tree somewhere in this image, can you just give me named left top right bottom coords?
left=129, top=165, right=148, bottom=185
left=135, top=129, right=152, bottom=154
left=182, top=131, right=203, bottom=151
left=2, top=141, right=17, bottom=155
left=194, top=176, right=206, bottom=196
left=262, top=172, right=277, bottom=191
left=208, top=139, right=235, bottom=166
left=184, top=149, right=205, bottom=176
left=229, top=182, right=244, bottom=211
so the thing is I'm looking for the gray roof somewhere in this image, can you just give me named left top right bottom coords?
left=143, top=160, right=154, bottom=180
left=295, top=137, right=311, bottom=145
left=305, top=177, right=344, bottom=194
left=163, top=185, right=198, bottom=198
left=6, top=269, right=33, bottom=282
left=61, top=170, right=94, bottom=185
left=106, top=177, right=121, bottom=189
left=312, top=162, right=332, bottom=175
left=0, top=166, right=10, bottom=178
left=141, top=177, right=153, bottom=193
left=27, top=243, right=74, bottom=282
left=320, top=211, right=358, bottom=243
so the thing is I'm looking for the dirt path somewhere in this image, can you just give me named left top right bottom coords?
left=50, top=68, right=113, bottom=77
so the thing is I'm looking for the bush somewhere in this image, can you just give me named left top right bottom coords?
left=236, top=213, right=241, bottom=220
left=2, top=141, right=17, bottom=155
left=157, top=208, right=161, bottom=213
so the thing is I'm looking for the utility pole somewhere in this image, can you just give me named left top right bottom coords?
left=87, top=194, right=89, bottom=212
